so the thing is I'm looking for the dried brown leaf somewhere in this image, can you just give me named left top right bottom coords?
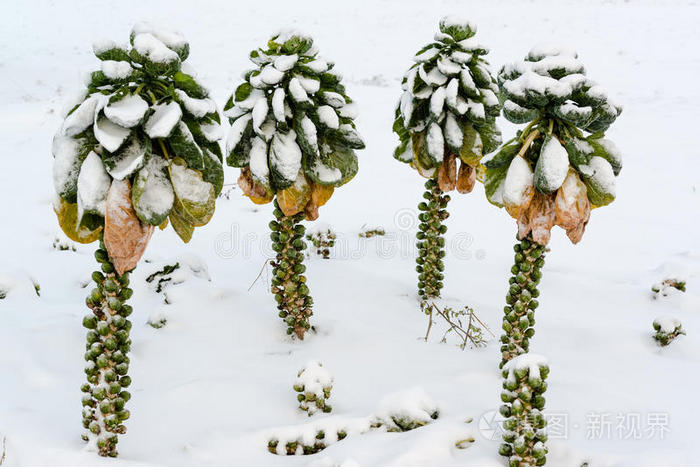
left=518, top=191, right=556, bottom=246
left=456, top=160, right=476, bottom=194
left=437, top=153, right=457, bottom=192
left=104, top=179, right=154, bottom=275
left=238, top=167, right=273, bottom=205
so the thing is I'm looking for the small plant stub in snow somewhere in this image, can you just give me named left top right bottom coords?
left=306, top=229, right=336, bottom=259
left=651, top=278, right=686, bottom=299
left=295, top=361, right=333, bottom=416
left=653, top=317, right=685, bottom=346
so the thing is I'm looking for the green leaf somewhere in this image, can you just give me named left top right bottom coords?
left=304, top=146, right=358, bottom=187
left=94, top=46, right=130, bottom=62
left=173, top=71, right=208, bottom=99
left=439, top=17, right=475, bottom=41
left=89, top=71, right=111, bottom=88
left=579, top=157, right=616, bottom=207
left=201, top=148, right=224, bottom=195
left=483, top=140, right=520, bottom=170
left=132, top=157, right=174, bottom=226
left=588, top=136, right=622, bottom=176
left=295, top=114, right=319, bottom=157
left=168, top=201, right=194, bottom=243
left=234, top=82, right=254, bottom=103
left=477, top=123, right=502, bottom=155
left=563, top=135, right=593, bottom=170
left=168, top=121, right=204, bottom=170
left=393, top=137, right=413, bottom=163
left=129, top=48, right=180, bottom=77
left=502, top=101, right=539, bottom=124
left=225, top=114, right=254, bottom=167
left=484, top=163, right=509, bottom=208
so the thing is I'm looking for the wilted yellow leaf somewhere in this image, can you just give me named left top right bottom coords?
left=277, top=172, right=311, bottom=217
left=54, top=197, right=103, bottom=244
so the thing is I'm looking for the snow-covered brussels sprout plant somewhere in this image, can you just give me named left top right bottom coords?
left=392, top=17, right=501, bottom=301
left=485, top=46, right=621, bottom=466
left=52, top=23, right=223, bottom=457
left=225, top=30, right=364, bottom=339
left=485, top=46, right=622, bottom=368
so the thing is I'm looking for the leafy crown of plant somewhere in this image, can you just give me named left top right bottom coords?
left=225, top=30, right=365, bottom=220
left=52, top=22, right=223, bottom=252
left=393, top=16, right=502, bottom=181
left=484, top=45, right=622, bottom=245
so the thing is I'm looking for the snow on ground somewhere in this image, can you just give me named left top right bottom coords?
left=1, top=0, right=700, bottom=466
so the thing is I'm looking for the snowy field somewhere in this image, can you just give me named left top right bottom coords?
left=1, top=0, right=700, bottom=465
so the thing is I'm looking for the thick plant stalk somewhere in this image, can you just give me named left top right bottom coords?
left=81, top=237, right=133, bottom=457
left=416, top=178, right=449, bottom=300
left=499, top=355, right=549, bottom=466
left=499, top=235, right=546, bottom=368
left=270, top=201, right=313, bottom=339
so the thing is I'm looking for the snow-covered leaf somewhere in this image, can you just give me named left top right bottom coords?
left=62, top=94, right=102, bottom=136
left=169, top=157, right=216, bottom=227
left=226, top=114, right=253, bottom=167
left=131, top=156, right=174, bottom=226
left=52, top=133, right=92, bottom=202
left=270, top=130, right=302, bottom=189
left=534, top=134, right=569, bottom=194
left=102, top=133, right=150, bottom=180
left=77, top=151, right=111, bottom=219
left=174, top=89, right=216, bottom=118
left=144, top=101, right=183, bottom=139
left=104, top=94, right=149, bottom=128
left=168, top=121, right=204, bottom=170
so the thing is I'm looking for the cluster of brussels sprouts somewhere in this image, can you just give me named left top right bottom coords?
left=270, top=202, right=312, bottom=338
left=81, top=238, right=133, bottom=457
left=416, top=179, right=450, bottom=299
left=499, top=355, right=549, bottom=466
left=485, top=46, right=622, bottom=246
left=393, top=17, right=501, bottom=300
left=500, top=236, right=545, bottom=368
left=653, top=317, right=685, bottom=346
left=293, top=361, right=333, bottom=415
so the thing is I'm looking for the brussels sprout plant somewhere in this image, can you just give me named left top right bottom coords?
left=392, top=17, right=501, bottom=300
left=484, top=46, right=622, bottom=370
left=225, top=30, right=364, bottom=339
left=52, top=23, right=223, bottom=457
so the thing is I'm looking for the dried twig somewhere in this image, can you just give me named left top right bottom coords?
left=424, top=302, right=489, bottom=349
left=248, top=258, right=271, bottom=291
left=1, top=436, right=6, bottom=466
